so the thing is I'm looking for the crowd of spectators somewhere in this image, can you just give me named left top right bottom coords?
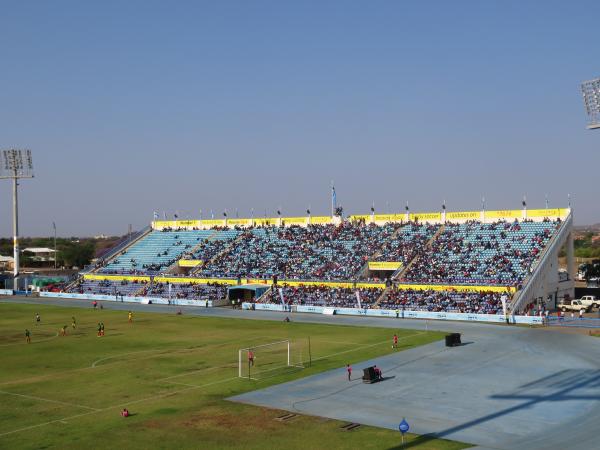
left=70, top=278, right=146, bottom=296
left=140, top=281, right=228, bottom=300
left=378, top=288, right=504, bottom=314
left=264, top=285, right=382, bottom=308
left=402, top=220, right=560, bottom=285
left=374, top=222, right=439, bottom=264
left=200, top=222, right=403, bottom=280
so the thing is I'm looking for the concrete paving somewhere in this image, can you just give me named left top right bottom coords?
left=3, top=296, right=600, bottom=449
left=232, top=319, right=600, bottom=449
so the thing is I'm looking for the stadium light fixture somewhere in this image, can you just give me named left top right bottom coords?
left=581, top=77, right=600, bottom=130
left=0, top=149, right=34, bottom=287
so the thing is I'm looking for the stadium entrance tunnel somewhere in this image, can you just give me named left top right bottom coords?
left=228, top=284, right=270, bottom=302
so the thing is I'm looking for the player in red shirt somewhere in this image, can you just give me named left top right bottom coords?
left=248, top=350, right=254, bottom=367
left=393, top=334, right=398, bottom=349
left=346, top=364, right=352, bottom=381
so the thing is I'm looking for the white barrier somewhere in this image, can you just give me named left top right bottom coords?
left=39, top=291, right=217, bottom=307
left=244, top=302, right=543, bottom=325
left=0, top=289, right=13, bottom=296
left=243, top=302, right=291, bottom=312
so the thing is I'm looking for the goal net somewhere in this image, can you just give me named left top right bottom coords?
left=238, top=340, right=304, bottom=380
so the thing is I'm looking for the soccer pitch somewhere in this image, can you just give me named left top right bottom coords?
left=0, top=302, right=466, bottom=449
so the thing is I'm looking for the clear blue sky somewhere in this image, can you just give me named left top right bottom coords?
left=1, top=1, right=598, bottom=237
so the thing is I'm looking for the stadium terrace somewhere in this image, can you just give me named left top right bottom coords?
left=48, top=206, right=574, bottom=324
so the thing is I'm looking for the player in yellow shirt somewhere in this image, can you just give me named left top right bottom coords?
left=128, top=311, right=133, bottom=323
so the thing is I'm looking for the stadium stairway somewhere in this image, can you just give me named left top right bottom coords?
left=373, top=285, right=392, bottom=308
left=63, top=275, right=84, bottom=294
left=393, top=224, right=446, bottom=280
left=164, top=229, right=220, bottom=274
left=256, top=286, right=273, bottom=303
left=191, top=231, right=247, bottom=275
left=358, top=224, right=408, bottom=279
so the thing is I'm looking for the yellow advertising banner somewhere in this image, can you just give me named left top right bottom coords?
left=410, top=212, right=442, bottom=221
left=349, top=215, right=371, bottom=222
left=373, top=214, right=405, bottom=222
left=84, top=274, right=150, bottom=283
left=201, top=219, right=226, bottom=227
left=282, top=217, right=308, bottom=225
left=446, top=211, right=480, bottom=220
left=226, top=218, right=253, bottom=227
left=253, top=218, right=278, bottom=227
left=151, top=208, right=570, bottom=231
left=309, top=216, right=332, bottom=224
left=178, top=260, right=203, bottom=267
left=154, top=276, right=238, bottom=285
left=245, top=278, right=386, bottom=289
left=526, top=208, right=569, bottom=218
left=368, top=261, right=403, bottom=271
left=152, top=220, right=177, bottom=229
left=83, top=273, right=514, bottom=294
left=485, top=210, right=521, bottom=219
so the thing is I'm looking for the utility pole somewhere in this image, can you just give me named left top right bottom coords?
left=53, top=222, right=57, bottom=269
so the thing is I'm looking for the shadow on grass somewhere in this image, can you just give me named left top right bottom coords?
left=387, top=433, right=443, bottom=450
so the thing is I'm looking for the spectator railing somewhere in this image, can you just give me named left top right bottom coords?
left=510, top=213, right=572, bottom=313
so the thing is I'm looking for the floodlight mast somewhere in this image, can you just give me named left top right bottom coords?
left=0, top=149, right=34, bottom=288
left=581, top=77, right=600, bottom=130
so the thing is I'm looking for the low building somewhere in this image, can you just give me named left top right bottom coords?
left=23, top=247, right=56, bottom=263
left=0, top=255, right=14, bottom=271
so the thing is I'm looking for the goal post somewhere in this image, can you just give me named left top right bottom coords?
left=238, top=339, right=303, bottom=380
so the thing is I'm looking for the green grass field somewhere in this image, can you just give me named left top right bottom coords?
left=0, top=302, right=468, bottom=449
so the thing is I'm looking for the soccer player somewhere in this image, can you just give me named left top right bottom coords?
left=248, top=349, right=254, bottom=367
left=346, top=364, right=352, bottom=381
left=71, top=316, right=77, bottom=329
left=100, top=322, right=105, bottom=336
left=60, top=325, right=67, bottom=336
left=92, top=301, right=97, bottom=309
left=128, top=311, right=133, bottom=323
left=97, top=322, right=102, bottom=337
left=35, top=313, right=41, bottom=325
left=393, top=334, right=398, bottom=349
left=25, top=329, right=31, bottom=343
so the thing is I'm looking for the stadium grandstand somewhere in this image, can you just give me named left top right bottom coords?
left=50, top=205, right=574, bottom=324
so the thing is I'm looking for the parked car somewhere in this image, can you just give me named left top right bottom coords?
left=577, top=295, right=599, bottom=309
left=558, top=300, right=591, bottom=313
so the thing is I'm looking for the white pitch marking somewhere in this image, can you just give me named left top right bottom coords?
left=0, top=390, right=99, bottom=411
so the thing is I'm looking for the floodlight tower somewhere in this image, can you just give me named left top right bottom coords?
left=0, top=150, right=34, bottom=287
left=581, top=77, right=600, bottom=130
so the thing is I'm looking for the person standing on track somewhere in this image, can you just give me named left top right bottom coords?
left=346, top=364, right=352, bottom=381
left=25, top=329, right=31, bottom=343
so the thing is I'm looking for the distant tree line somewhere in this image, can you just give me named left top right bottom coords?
left=573, top=232, right=600, bottom=259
